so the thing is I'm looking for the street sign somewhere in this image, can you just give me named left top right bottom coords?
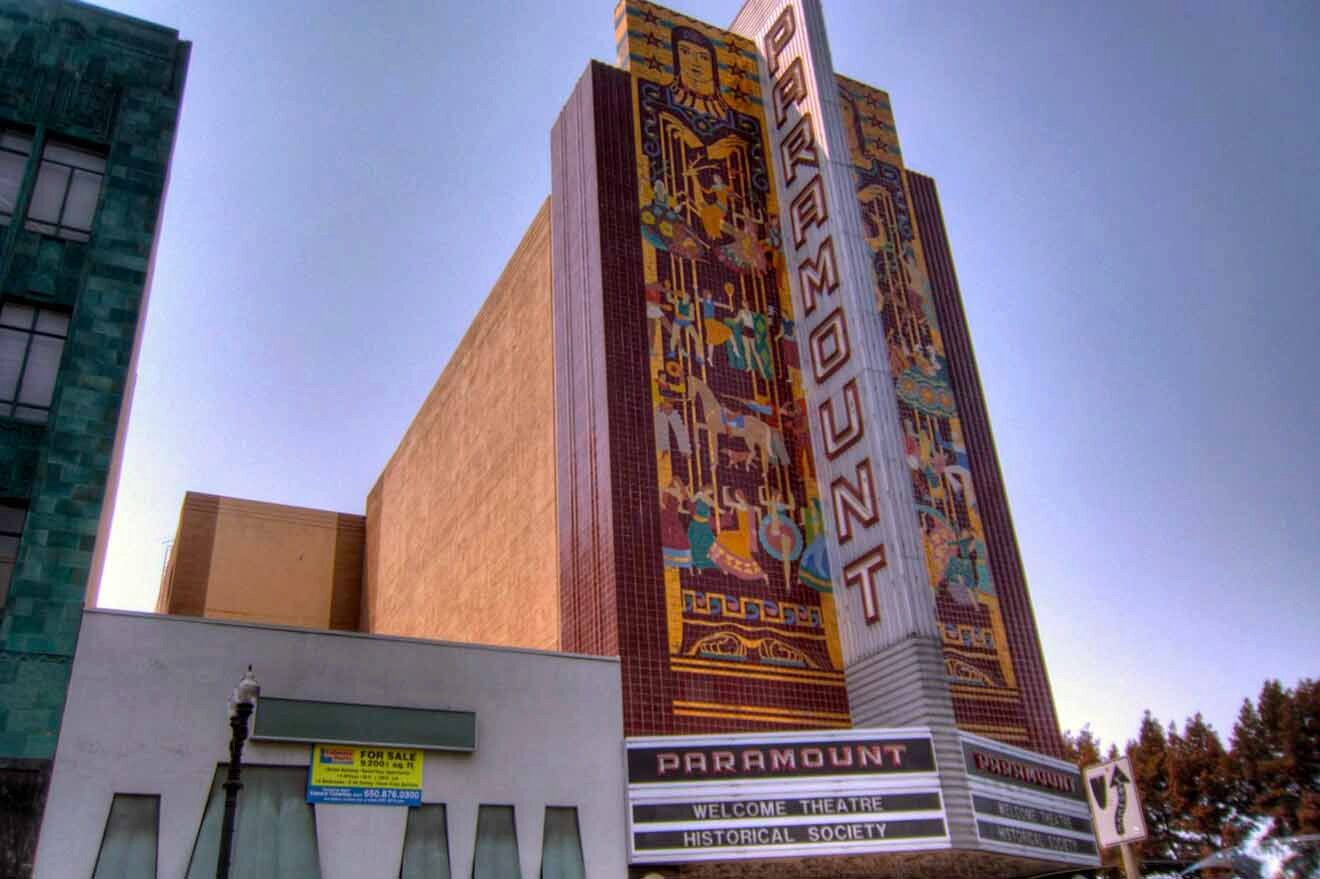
left=1083, top=757, right=1148, bottom=849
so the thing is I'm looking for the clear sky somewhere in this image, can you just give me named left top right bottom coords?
left=90, top=0, right=1319, bottom=752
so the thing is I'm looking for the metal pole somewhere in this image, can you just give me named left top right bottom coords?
left=216, top=701, right=253, bottom=879
left=1119, top=842, right=1142, bottom=879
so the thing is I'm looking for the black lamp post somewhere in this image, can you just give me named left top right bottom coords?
left=217, top=666, right=260, bottom=879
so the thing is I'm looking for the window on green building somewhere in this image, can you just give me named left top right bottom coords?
left=0, top=302, right=69, bottom=422
left=25, top=139, right=105, bottom=241
left=0, top=502, right=24, bottom=609
left=0, top=130, right=32, bottom=224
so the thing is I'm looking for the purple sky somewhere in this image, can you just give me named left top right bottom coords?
left=91, top=0, right=1319, bottom=751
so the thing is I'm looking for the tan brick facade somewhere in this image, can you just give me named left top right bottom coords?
left=361, top=201, right=558, bottom=650
left=157, top=492, right=363, bottom=631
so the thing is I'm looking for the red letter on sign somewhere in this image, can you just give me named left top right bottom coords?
left=809, top=307, right=850, bottom=384
left=797, top=236, right=838, bottom=316
left=843, top=545, right=887, bottom=625
left=818, top=378, right=863, bottom=459
left=831, top=459, right=878, bottom=545
left=773, top=57, right=808, bottom=128
left=790, top=174, right=829, bottom=248
left=780, top=114, right=819, bottom=186
left=764, top=5, right=796, bottom=76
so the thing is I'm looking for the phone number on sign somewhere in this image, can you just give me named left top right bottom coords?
left=361, top=789, right=415, bottom=800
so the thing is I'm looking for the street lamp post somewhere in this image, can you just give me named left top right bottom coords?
left=217, top=666, right=260, bottom=879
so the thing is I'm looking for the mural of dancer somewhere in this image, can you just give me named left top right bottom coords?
left=625, top=2, right=848, bottom=729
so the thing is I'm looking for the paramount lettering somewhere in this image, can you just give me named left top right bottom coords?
left=649, top=740, right=919, bottom=779
left=973, top=752, right=1078, bottom=794
left=756, top=0, right=890, bottom=632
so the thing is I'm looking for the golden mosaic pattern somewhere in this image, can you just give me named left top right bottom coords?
left=620, top=0, right=849, bottom=729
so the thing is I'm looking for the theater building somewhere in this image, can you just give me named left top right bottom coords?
left=63, top=1, right=1099, bottom=876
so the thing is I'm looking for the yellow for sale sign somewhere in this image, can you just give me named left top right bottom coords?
left=306, top=744, right=423, bottom=805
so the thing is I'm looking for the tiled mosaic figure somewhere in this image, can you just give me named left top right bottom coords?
left=624, top=1, right=850, bottom=729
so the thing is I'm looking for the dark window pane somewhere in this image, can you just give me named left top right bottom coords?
left=0, top=306, right=67, bottom=419
left=0, top=558, right=12, bottom=607
left=400, top=804, right=451, bottom=879
left=44, top=142, right=105, bottom=173
left=472, top=805, right=521, bottom=879
left=92, top=794, right=159, bottom=879
left=0, top=151, right=26, bottom=219
left=27, top=161, right=69, bottom=224
left=62, top=168, right=101, bottom=232
left=1, top=303, right=34, bottom=329
left=17, top=334, right=62, bottom=407
left=34, top=311, right=68, bottom=337
left=0, top=328, right=27, bottom=400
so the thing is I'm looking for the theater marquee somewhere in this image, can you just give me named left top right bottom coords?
left=960, top=733, right=1097, bottom=865
left=627, top=729, right=949, bottom=863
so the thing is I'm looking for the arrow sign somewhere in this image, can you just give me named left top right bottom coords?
left=1109, top=765, right=1129, bottom=836
left=1083, top=757, right=1147, bottom=849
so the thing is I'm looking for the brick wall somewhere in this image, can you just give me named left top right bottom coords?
left=363, top=202, right=558, bottom=650
left=156, top=492, right=365, bottom=632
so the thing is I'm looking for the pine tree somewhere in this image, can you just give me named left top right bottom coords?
left=1062, top=725, right=1104, bottom=769
left=1166, top=713, right=1233, bottom=858
left=1229, top=677, right=1320, bottom=837
left=1128, top=711, right=1174, bottom=860
left=1291, top=678, right=1320, bottom=834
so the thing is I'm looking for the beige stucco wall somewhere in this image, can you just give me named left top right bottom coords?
left=363, top=200, right=557, bottom=650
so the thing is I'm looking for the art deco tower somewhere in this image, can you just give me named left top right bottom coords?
left=552, top=0, right=1062, bottom=758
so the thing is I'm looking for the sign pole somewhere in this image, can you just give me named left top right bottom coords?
left=1119, top=841, right=1142, bottom=879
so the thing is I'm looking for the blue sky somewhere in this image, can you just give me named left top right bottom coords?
left=91, top=0, right=1319, bottom=751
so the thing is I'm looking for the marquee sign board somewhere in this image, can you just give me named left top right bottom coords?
left=960, top=734, right=1099, bottom=866
left=1084, top=757, right=1148, bottom=849
left=627, top=728, right=948, bottom=864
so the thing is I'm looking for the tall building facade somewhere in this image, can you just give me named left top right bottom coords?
left=0, top=1, right=187, bottom=872
left=554, top=0, right=1062, bottom=757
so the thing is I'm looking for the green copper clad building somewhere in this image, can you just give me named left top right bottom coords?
left=0, top=0, right=187, bottom=871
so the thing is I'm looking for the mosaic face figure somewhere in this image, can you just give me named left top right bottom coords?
left=671, top=26, right=718, bottom=97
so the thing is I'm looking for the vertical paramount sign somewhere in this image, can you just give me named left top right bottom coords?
left=731, top=0, right=938, bottom=661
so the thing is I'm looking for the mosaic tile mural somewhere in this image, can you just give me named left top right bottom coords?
left=835, top=75, right=1032, bottom=745
left=618, top=0, right=850, bottom=730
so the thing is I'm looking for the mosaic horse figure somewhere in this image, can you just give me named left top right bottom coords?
left=685, top=376, right=788, bottom=473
